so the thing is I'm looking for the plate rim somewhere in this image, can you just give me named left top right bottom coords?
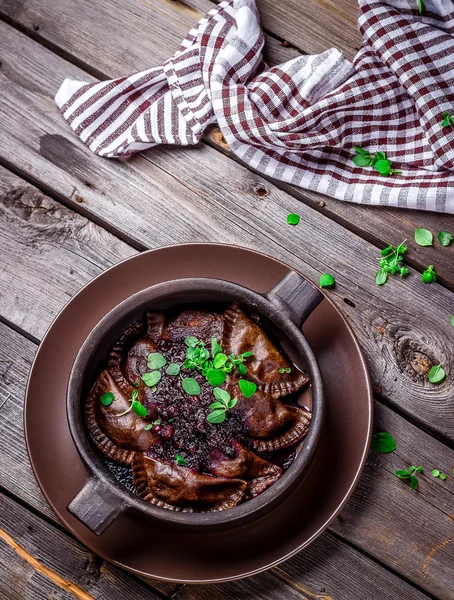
left=24, top=242, right=373, bottom=583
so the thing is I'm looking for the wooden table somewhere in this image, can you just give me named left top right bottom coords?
left=0, top=0, right=453, bottom=598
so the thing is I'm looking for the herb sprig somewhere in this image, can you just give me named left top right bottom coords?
left=207, top=388, right=238, bottom=424
left=431, top=469, right=447, bottom=480
left=115, top=389, right=148, bottom=418
left=353, top=147, right=401, bottom=177
left=395, top=465, right=423, bottom=491
left=181, top=336, right=253, bottom=388
left=376, top=241, right=408, bottom=285
left=422, top=265, right=437, bottom=283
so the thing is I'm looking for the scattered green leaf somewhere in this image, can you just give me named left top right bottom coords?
left=131, top=400, right=148, bottom=417
left=449, top=315, right=454, bottom=327
left=100, top=392, right=115, bottom=406
left=213, top=353, right=227, bottom=369
left=414, top=228, right=433, bottom=247
left=166, top=363, right=181, bottom=376
left=417, top=0, right=425, bottom=14
left=376, top=269, right=388, bottom=286
left=371, top=431, right=396, bottom=453
left=438, top=231, right=453, bottom=246
left=211, top=338, right=223, bottom=358
left=239, top=379, right=257, bottom=398
left=319, top=273, right=335, bottom=288
left=278, top=367, right=292, bottom=374
left=142, top=371, right=162, bottom=387
left=213, top=387, right=230, bottom=403
left=206, top=369, right=227, bottom=386
left=185, top=336, right=200, bottom=348
left=147, top=352, right=166, bottom=370
left=207, top=410, right=227, bottom=424
left=395, top=465, right=423, bottom=490
left=182, top=377, right=201, bottom=395
left=428, top=364, right=445, bottom=384
left=431, top=469, right=440, bottom=477
left=439, top=473, right=447, bottom=480
left=287, top=213, right=300, bottom=225
left=175, top=454, right=187, bottom=466
left=422, top=265, right=437, bottom=283
left=441, top=112, right=454, bottom=127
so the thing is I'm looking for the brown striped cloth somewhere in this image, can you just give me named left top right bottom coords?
left=55, top=0, right=454, bottom=212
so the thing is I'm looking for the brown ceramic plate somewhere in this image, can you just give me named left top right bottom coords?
left=25, top=244, right=373, bottom=583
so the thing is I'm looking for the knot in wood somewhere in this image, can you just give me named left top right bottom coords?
left=253, top=184, right=269, bottom=198
left=393, top=335, right=432, bottom=380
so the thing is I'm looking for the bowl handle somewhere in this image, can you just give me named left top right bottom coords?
left=67, top=475, right=127, bottom=535
left=265, top=271, right=323, bottom=327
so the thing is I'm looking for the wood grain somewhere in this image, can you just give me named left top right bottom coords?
left=0, top=315, right=445, bottom=599
left=2, top=0, right=454, bottom=289
left=1, top=25, right=454, bottom=444
left=0, top=493, right=166, bottom=600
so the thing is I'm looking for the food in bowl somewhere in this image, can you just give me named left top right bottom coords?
left=86, top=303, right=311, bottom=512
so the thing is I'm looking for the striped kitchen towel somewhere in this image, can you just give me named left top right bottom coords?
left=55, top=0, right=454, bottom=212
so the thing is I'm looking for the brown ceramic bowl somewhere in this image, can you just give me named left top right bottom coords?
left=66, top=271, right=324, bottom=535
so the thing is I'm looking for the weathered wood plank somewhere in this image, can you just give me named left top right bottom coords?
left=171, top=528, right=432, bottom=600
left=1, top=24, right=454, bottom=443
left=0, top=316, right=444, bottom=598
left=2, top=0, right=454, bottom=289
left=0, top=492, right=167, bottom=600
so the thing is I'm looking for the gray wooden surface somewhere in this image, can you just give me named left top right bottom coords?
left=0, top=0, right=453, bottom=598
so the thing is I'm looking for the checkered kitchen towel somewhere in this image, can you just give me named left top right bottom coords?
left=55, top=0, right=454, bottom=212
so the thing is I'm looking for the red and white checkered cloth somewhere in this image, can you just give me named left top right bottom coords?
left=56, top=0, right=454, bottom=212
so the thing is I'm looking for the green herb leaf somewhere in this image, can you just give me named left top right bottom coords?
left=438, top=231, right=453, bottom=246
left=449, top=315, right=454, bottom=327
left=395, top=470, right=411, bottom=479
left=213, top=353, right=227, bottom=369
left=166, top=363, right=181, bottom=376
left=209, top=401, right=225, bottom=410
left=131, top=389, right=139, bottom=401
left=211, top=338, right=223, bottom=358
left=287, top=213, right=300, bottom=225
left=376, top=269, right=388, bottom=286
left=185, top=336, right=199, bottom=348
left=428, top=364, right=446, bottom=384
left=375, top=158, right=392, bottom=176
left=431, top=469, right=440, bottom=477
left=371, top=431, right=396, bottom=453
left=353, top=154, right=372, bottom=167
left=422, top=265, right=437, bottom=284
left=147, top=352, right=167, bottom=370
left=100, top=392, right=115, bottom=406
left=144, top=424, right=153, bottom=430
left=416, top=466, right=423, bottom=473
left=414, top=228, right=433, bottom=246
left=175, top=454, right=186, bottom=466
left=213, top=388, right=230, bottom=403
left=442, top=112, right=454, bottom=127
left=238, top=363, right=247, bottom=375
left=319, top=273, right=335, bottom=288
left=439, top=473, right=447, bottom=480
left=410, top=475, right=418, bottom=491
left=182, top=377, right=201, bottom=395
left=227, top=397, right=238, bottom=409
left=239, top=379, right=257, bottom=398
left=206, top=369, right=227, bottom=386
left=207, top=410, right=227, bottom=424
left=142, top=371, right=161, bottom=387
left=131, top=400, right=148, bottom=417
left=417, top=0, right=425, bottom=14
